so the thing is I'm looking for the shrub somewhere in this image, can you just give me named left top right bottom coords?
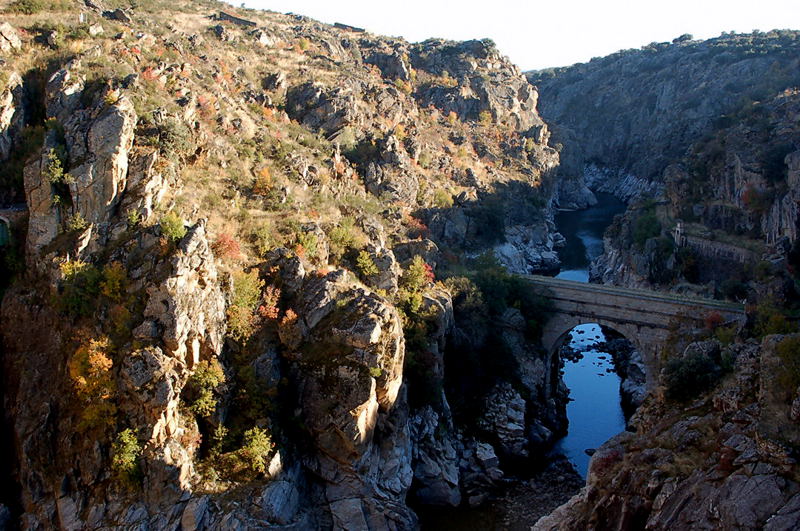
left=444, top=276, right=485, bottom=315
left=663, top=350, right=723, bottom=401
left=252, top=167, right=272, bottom=196
left=186, top=359, right=225, bottom=417
left=714, top=326, right=737, bottom=345
left=65, top=212, right=88, bottom=232
left=69, top=335, right=117, bottom=430
left=469, top=253, right=552, bottom=338
left=295, top=231, right=318, bottom=260
left=742, top=186, right=773, bottom=215
left=470, top=195, right=505, bottom=246
left=212, top=233, right=242, bottom=260
left=478, top=110, right=492, bottom=125
left=676, top=247, right=699, bottom=283
left=159, top=211, right=186, bottom=242
left=44, top=149, right=72, bottom=185
left=257, top=285, right=281, bottom=320
left=754, top=299, right=793, bottom=338
left=327, top=217, right=363, bottom=262
left=433, top=189, right=454, bottom=209
left=704, top=311, right=724, bottom=330
left=776, top=336, right=800, bottom=394
left=402, top=255, right=434, bottom=292
left=633, top=209, right=661, bottom=247
left=157, top=118, right=192, bottom=160
left=720, top=278, right=748, bottom=301
left=111, top=429, right=141, bottom=484
left=126, top=209, right=142, bottom=228
left=356, top=250, right=379, bottom=279
left=100, top=262, right=127, bottom=301
left=231, top=269, right=265, bottom=310
left=6, top=0, right=45, bottom=14
left=397, top=288, right=424, bottom=316
left=60, top=260, right=102, bottom=317
left=239, top=427, right=272, bottom=474
left=250, top=222, right=274, bottom=257
left=394, top=79, right=412, bottom=94
left=211, top=425, right=274, bottom=480
left=227, top=270, right=264, bottom=342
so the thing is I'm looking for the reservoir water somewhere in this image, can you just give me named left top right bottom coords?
left=553, top=193, right=628, bottom=477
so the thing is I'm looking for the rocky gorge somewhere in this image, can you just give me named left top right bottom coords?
left=0, top=2, right=574, bottom=528
left=0, top=2, right=799, bottom=530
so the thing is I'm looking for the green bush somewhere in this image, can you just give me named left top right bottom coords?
left=356, top=250, right=379, bottom=279
left=663, top=350, right=723, bottom=401
left=433, top=189, right=454, bottom=209
left=6, top=0, right=46, bottom=14
left=633, top=209, right=661, bottom=247
left=250, top=222, right=274, bottom=258
left=444, top=276, right=485, bottom=316
left=65, top=212, right=88, bottom=232
left=327, top=217, right=363, bottom=262
left=239, top=427, right=272, bottom=474
left=100, top=262, right=127, bottom=302
left=208, top=425, right=274, bottom=481
left=754, top=300, right=793, bottom=338
left=186, top=359, right=225, bottom=417
left=157, top=118, right=192, bottom=160
left=227, top=270, right=264, bottom=342
left=59, top=260, right=102, bottom=317
left=469, top=253, right=552, bottom=338
left=159, top=211, right=186, bottom=242
left=295, top=231, right=318, bottom=259
left=401, top=255, right=433, bottom=293
left=111, top=428, right=141, bottom=484
left=776, top=336, right=800, bottom=394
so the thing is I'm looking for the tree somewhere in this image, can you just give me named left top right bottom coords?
left=356, top=250, right=379, bottom=278
left=402, top=255, right=433, bottom=292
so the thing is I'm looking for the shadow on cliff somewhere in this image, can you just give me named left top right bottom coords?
left=412, top=179, right=551, bottom=255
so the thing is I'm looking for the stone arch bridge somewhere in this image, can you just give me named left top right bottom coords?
left=521, top=275, right=747, bottom=386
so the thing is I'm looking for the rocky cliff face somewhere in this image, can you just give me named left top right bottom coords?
left=0, top=3, right=569, bottom=528
left=531, top=32, right=800, bottom=301
left=529, top=31, right=800, bottom=185
left=589, top=89, right=800, bottom=297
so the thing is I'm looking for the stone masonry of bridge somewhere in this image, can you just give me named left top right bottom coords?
left=522, top=275, right=747, bottom=388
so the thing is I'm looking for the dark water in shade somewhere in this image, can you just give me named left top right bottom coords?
left=552, top=193, right=628, bottom=477
left=554, top=193, right=626, bottom=282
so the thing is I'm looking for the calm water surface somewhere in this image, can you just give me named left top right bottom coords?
left=553, top=193, right=627, bottom=477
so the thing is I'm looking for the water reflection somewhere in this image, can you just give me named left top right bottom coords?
left=553, top=324, right=626, bottom=477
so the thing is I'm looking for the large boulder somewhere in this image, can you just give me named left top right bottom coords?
left=279, top=268, right=416, bottom=528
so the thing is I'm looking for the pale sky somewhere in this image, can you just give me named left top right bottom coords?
left=238, top=0, right=800, bottom=70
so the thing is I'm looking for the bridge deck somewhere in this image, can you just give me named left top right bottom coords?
left=522, top=275, right=746, bottom=315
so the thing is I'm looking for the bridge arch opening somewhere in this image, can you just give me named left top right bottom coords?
left=0, top=217, right=9, bottom=247
left=550, top=322, right=645, bottom=477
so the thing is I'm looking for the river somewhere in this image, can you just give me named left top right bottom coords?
left=552, top=193, right=628, bottom=477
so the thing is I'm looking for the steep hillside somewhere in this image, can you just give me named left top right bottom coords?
left=529, top=31, right=800, bottom=191
left=0, top=0, right=573, bottom=528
